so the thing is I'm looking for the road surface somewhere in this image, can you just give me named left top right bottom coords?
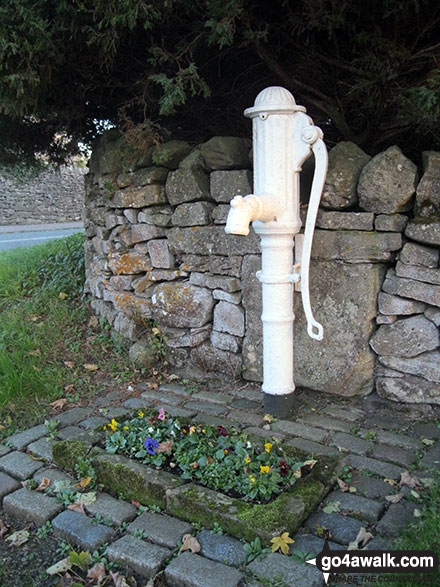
left=0, top=222, right=84, bottom=251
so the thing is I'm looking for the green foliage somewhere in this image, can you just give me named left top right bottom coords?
left=103, top=408, right=315, bottom=503
left=243, top=536, right=270, bottom=563
left=0, top=0, right=439, bottom=165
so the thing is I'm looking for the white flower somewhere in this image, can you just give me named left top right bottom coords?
left=170, top=431, right=176, bottom=437
left=246, top=441, right=252, bottom=449
left=148, top=427, right=154, bottom=433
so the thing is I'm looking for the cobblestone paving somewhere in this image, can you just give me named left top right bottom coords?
left=0, top=383, right=438, bottom=586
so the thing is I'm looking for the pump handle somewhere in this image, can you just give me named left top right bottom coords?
left=299, top=130, right=328, bottom=340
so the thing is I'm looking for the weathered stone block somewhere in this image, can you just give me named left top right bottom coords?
left=85, top=492, right=137, bottom=525
left=52, top=510, right=115, bottom=550
left=116, top=166, right=168, bottom=188
left=321, top=141, right=370, bottom=210
left=379, top=350, right=440, bottom=383
left=212, top=289, right=241, bottom=304
left=112, top=185, right=167, bottom=208
left=200, top=137, right=249, bottom=170
left=347, top=454, right=404, bottom=479
left=108, top=251, right=152, bottom=275
left=0, top=450, right=44, bottom=480
left=151, top=283, right=214, bottom=328
left=425, top=306, right=440, bottom=326
left=210, top=169, right=252, bottom=203
left=212, top=203, right=230, bottom=224
left=383, top=269, right=440, bottom=308
left=211, top=331, right=241, bottom=353
left=152, top=140, right=192, bottom=169
left=405, top=219, right=440, bottom=246
left=369, top=315, right=439, bottom=357
left=138, top=206, right=173, bottom=226
left=375, top=214, right=408, bottom=232
left=378, top=292, right=426, bottom=315
left=108, top=275, right=136, bottom=291
left=171, top=202, right=214, bottom=226
left=129, top=340, right=158, bottom=368
left=129, top=224, right=165, bottom=244
left=166, top=168, right=210, bottom=205
left=0, top=472, right=20, bottom=499
left=316, top=211, right=374, bottom=231
left=247, top=552, right=323, bottom=586
left=358, top=146, right=417, bottom=213
left=323, top=491, right=384, bottom=522
left=213, top=301, right=245, bottom=337
left=165, top=551, right=244, bottom=587
left=168, top=226, right=260, bottom=256
left=112, top=290, right=152, bottom=319
left=3, top=488, right=63, bottom=525
left=5, top=424, right=48, bottom=450
left=180, top=254, right=243, bottom=277
left=399, top=242, right=439, bottom=268
left=377, top=375, right=440, bottom=405
left=197, top=529, right=247, bottom=567
left=191, top=343, right=242, bottom=378
left=396, top=260, right=440, bottom=286
left=107, top=534, right=171, bottom=578
left=311, top=230, right=402, bottom=262
left=166, top=326, right=210, bottom=348
left=128, top=511, right=192, bottom=549
left=189, top=273, right=241, bottom=292
left=93, top=452, right=187, bottom=508
left=147, top=239, right=174, bottom=269
left=305, top=511, right=363, bottom=545
left=415, top=151, right=440, bottom=216
left=27, top=437, right=54, bottom=462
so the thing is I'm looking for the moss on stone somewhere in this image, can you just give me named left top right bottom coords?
left=52, top=439, right=97, bottom=471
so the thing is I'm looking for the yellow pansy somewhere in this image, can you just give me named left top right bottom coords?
left=108, top=419, right=118, bottom=432
left=249, top=475, right=256, bottom=483
left=244, top=455, right=251, bottom=464
left=260, top=465, right=270, bottom=474
left=189, top=426, right=196, bottom=435
left=264, top=442, right=272, bottom=454
left=138, top=411, right=144, bottom=418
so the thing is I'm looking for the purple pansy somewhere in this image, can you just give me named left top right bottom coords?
left=144, top=437, right=160, bottom=455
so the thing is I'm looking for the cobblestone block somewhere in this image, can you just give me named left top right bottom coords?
left=0, top=445, right=10, bottom=456
left=165, top=551, right=244, bottom=587
left=106, top=534, right=170, bottom=579
left=227, top=387, right=263, bottom=402
left=197, top=530, right=247, bottom=567
left=323, top=405, right=365, bottom=423
left=330, top=432, right=373, bottom=456
left=349, top=476, right=395, bottom=499
left=372, top=444, right=416, bottom=467
left=302, top=414, right=353, bottom=433
left=0, top=472, right=21, bottom=500
left=85, top=492, right=137, bottom=526
left=140, top=390, right=183, bottom=406
left=324, top=491, right=384, bottom=522
left=419, top=443, right=440, bottom=469
left=33, top=467, right=74, bottom=486
left=123, top=398, right=149, bottom=410
left=194, top=413, right=234, bottom=429
left=184, top=401, right=228, bottom=416
left=413, top=422, right=440, bottom=439
left=3, top=488, right=64, bottom=525
left=52, top=510, right=115, bottom=550
left=158, top=383, right=187, bottom=395
left=290, top=533, right=340, bottom=558
left=27, top=437, right=54, bottom=462
left=247, top=552, right=323, bottom=586
left=0, top=450, right=44, bottom=479
left=128, top=511, right=192, bottom=549
left=376, top=501, right=418, bottom=536
left=79, top=416, right=108, bottom=430
left=56, top=426, right=98, bottom=443
left=348, top=455, right=403, bottom=480
left=105, top=407, right=129, bottom=419
left=271, top=420, right=328, bottom=443
left=304, top=512, right=364, bottom=545
left=229, top=398, right=261, bottom=411
left=362, top=415, right=409, bottom=432
left=286, top=438, right=337, bottom=457
left=373, top=430, right=420, bottom=451
left=242, top=427, right=286, bottom=445
left=227, top=410, right=264, bottom=428
left=54, top=408, right=93, bottom=427
left=192, top=390, right=232, bottom=405
left=5, top=424, right=48, bottom=450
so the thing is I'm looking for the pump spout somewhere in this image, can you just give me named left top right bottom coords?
left=225, top=193, right=283, bottom=236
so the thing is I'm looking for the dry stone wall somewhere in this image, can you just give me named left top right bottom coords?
left=0, top=166, right=86, bottom=225
left=84, top=132, right=440, bottom=403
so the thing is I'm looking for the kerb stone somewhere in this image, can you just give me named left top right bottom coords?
left=106, top=534, right=170, bottom=579
left=165, top=551, right=243, bottom=587
left=3, top=488, right=63, bottom=525
left=52, top=509, right=115, bottom=550
left=128, top=511, right=192, bottom=549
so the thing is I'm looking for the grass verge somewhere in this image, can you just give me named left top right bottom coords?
left=0, top=234, right=134, bottom=438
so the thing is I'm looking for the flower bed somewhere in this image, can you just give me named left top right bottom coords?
left=103, top=408, right=319, bottom=504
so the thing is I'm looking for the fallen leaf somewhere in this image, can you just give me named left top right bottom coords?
left=169, top=462, right=176, bottom=468
left=111, top=571, right=131, bottom=587
left=83, top=363, right=99, bottom=371
left=131, top=500, right=141, bottom=509
left=384, top=478, right=397, bottom=486
left=59, top=292, right=68, bottom=300
left=28, top=349, right=41, bottom=357
left=410, top=490, right=420, bottom=499
left=6, top=529, right=30, bottom=547
left=349, top=487, right=357, bottom=493
left=323, top=501, right=340, bottom=514
left=270, top=531, right=294, bottom=554
left=64, top=361, right=76, bottom=369
left=46, top=557, right=72, bottom=576
left=75, top=492, right=96, bottom=506
left=148, top=382, right=159, bottom=390
left=68, top=503, right=85, bottom=514
left=421, top=438, right=435, bottom=446
left=157, top=440, right=173, bottom=453
left=179, top=534, right=201, bottom=553
left=347, top=527, right=374, bottom=550
left=87, top=562, right=107, bottom=580
left=190, top=461, right=199, bottom=469
left=36, top=477, right=51, bottom=491
left=88, top=316, right=99, bottom=328
left=293, top=468, right=302, bottom=479
left=385, top=493, right=404, bottom=504
left=337, top=478, right=350, bottom=492
left=414, top=509, right=422, bottom=517
left=49, top=398, right=67, bottom=410
left=303, top=459, right=317, bottom=469
left=399, top=471, right=422, bottom=489
left=64, top=384, right=75, bottom=394
left=0, top=519, right=10, bottom=539
left=76, top=476, right=92, bottom=489
left=207, top=456, right=214, bottom=465
left=32, top=365, right=41, bottom=372
left=263, top=414, right=273, bottom=423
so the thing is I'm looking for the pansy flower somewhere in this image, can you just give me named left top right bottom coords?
left=144, top=437, right=160, bottom=455
left=279, top=459, right=290, bottom=477
left=217, top=425, right=228, bottom=437
left=157, top=407, right=165, bottom=421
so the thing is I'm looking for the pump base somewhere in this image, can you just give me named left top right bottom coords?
left=263, top=392, right=296, bottom=418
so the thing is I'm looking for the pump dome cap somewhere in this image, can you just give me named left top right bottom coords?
left=244, top=86, right=306, bottom=118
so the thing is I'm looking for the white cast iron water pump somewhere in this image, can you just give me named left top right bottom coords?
left=225, top=86, right=328, bottom=417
